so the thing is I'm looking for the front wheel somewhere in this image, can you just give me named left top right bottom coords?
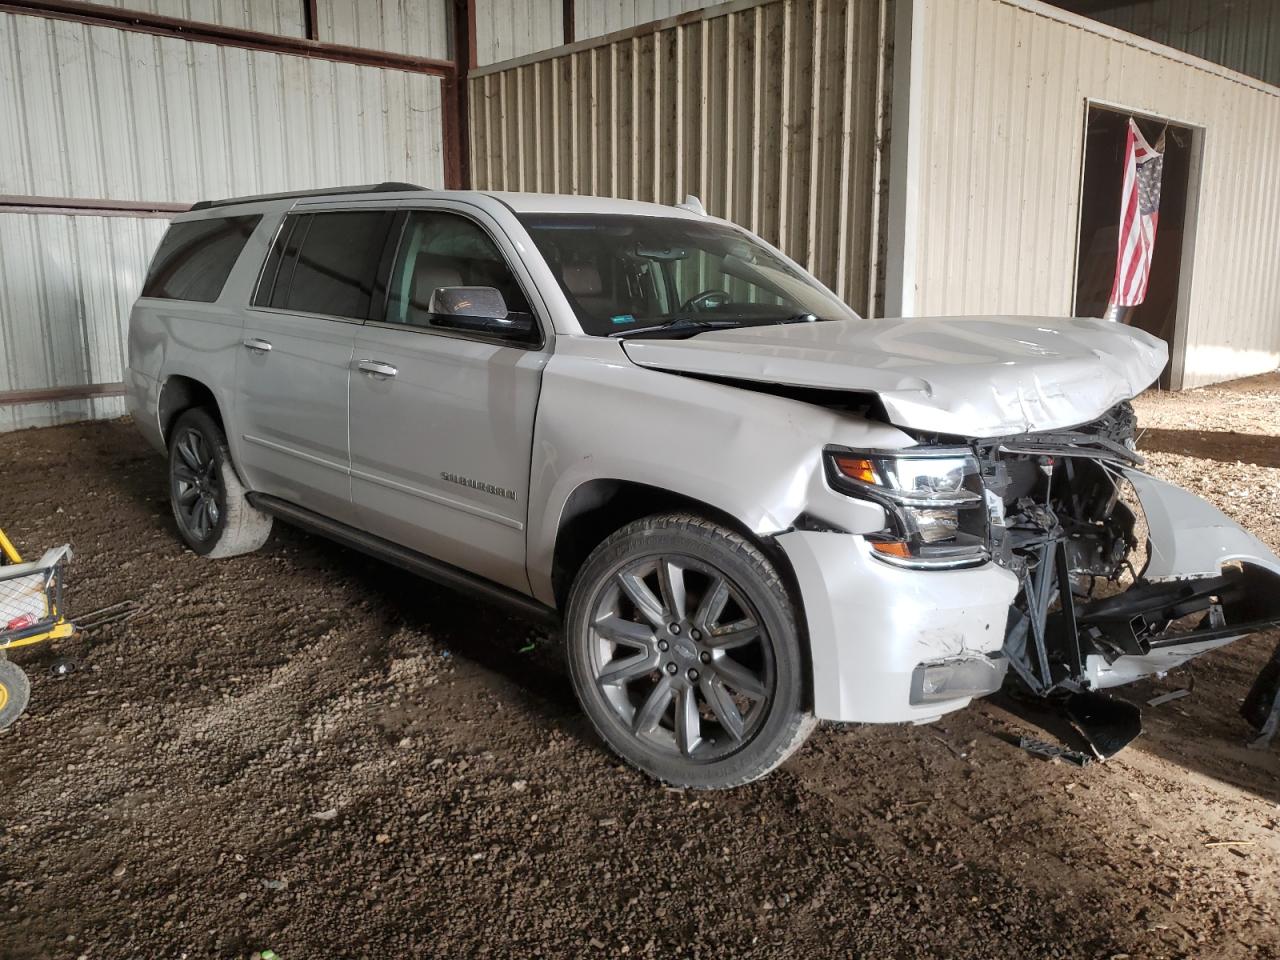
left=565, top=513, right=815, bottom=789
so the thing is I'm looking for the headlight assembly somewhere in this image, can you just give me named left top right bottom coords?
left=824, top=447, right=990, bottom=569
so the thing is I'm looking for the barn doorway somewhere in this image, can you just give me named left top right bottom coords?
left=1073, top=103, right=1201, bottom=389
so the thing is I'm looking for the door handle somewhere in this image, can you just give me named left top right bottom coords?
left=356, top=359, right=398, bottom=379
left=242, top=338, right=273, bottom=353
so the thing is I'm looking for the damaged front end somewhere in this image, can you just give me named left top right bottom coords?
left=975, top=403, right=1280, bottom=749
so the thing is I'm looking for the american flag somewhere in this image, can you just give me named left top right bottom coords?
left=1109, top=119, right=1164, bottom=308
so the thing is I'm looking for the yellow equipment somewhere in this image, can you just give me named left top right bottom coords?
left=0, top=527, right=75, bottom=730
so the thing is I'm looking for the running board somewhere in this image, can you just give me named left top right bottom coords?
left=247, top=493, right=560, bottom=628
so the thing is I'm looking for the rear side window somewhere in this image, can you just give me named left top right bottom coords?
left=255, top=211, right=393, bottom=320
left=142, top=215, right=260, bottom=302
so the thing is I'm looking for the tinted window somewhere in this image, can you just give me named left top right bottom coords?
left=271, top=211, right=392, bottom=319
left=385, top=212, right=532, bottom=329
left=142, top=215, right=260, bottom=302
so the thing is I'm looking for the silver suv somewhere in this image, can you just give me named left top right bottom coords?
left=128, top=183, right=1280, bottom=788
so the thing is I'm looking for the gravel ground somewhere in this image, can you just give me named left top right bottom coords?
left=1, top=374, right=1278, bottom=960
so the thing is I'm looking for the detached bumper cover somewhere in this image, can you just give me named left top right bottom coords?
left=777, top=531, right=1018, bottom=723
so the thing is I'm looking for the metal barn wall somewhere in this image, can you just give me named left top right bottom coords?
left=76, top=0, right=305, bottom=35
left=474, top=0, right=562, bottom=66
left=909, top=0, right=1280, bottom=388
left=469, top=0, right=892, bottom=316
left=0, top=10, right=446, bottom=431
left=0, top=215, right=168, bottom=432
left=317, top=0, right=451, bottom=60
left=1089, top=0, right=1280, bottom=89
left=575, top=0, right=717, bottom=41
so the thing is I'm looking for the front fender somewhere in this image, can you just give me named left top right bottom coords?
left=525, top=338, right=916, bottom=606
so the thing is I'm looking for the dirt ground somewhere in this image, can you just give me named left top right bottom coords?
left=1, top=374, right=1278, bottom=960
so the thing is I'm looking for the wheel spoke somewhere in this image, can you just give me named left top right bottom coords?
left=713, top=655, right=767, bottom=701
left=195, top=499, right=212, bottom=536
left=705, top=618, right=760, bottom=650
left=674, top=686, right=701, bottom=757
left=177, top=435, right=201, bottom=471
left=694, top=576, right=730, bottom=631
left=594, top=613, right=654, bottom=650
left=207, top=499, right=220, bottom=524
left=631, top=676, right=674, bottom=734
left=182, top=497, right=202, bottom=532
left=658, top=560, right=688, bottom=620
left=598, top=651, right=654, bottom=686
left=618, top=571, right=665, bottom=628
left=700, top=674, right=746, bottom=741
left=176, top=485, right=199, bottom=504
left=173, top=464, right=199, bottom=484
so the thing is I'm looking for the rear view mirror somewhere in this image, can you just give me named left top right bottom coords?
left=428, top=286, right=535, bottom=340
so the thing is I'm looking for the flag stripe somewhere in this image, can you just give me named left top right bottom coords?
left=1109, top=119, right=1163, bottom=310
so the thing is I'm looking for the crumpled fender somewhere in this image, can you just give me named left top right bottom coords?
left=1119, top=468, right=1280, bottom=580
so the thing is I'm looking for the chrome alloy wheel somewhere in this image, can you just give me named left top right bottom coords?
left=588, top=554, right=776, bottom=761
left=170, top=426, right=223, bottom=542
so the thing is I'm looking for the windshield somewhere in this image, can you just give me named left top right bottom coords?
left=517, top=213, right=858, bottom=337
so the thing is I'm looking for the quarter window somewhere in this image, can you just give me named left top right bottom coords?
left=142, top=215, right=260, bottom=302
left=385, top=212, right=533, bottom=331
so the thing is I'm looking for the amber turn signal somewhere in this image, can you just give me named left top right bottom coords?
left=870, top=540, right=912, bottom=558
left=832, top=455, right=878, bottom=485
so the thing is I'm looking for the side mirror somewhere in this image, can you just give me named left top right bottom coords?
left=428, top=286, right=535, bottom=340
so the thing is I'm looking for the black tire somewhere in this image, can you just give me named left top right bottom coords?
left=0, top=658, right=31, bottom=731
left=168, top=408, right=272, bottom=558
left=565, top=513, right=816, bottom=789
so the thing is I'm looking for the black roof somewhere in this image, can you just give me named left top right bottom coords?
left=189, top=181, right=426, bottom=211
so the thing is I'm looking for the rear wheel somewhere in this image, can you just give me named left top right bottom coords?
left=0, top=658, right=31, bottom=731
left=168, top=408, right=272, bottom=558
left=565, top=513, right=815, bottom=788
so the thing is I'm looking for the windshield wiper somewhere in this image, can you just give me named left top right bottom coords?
left=608, top=317, right=745, bottom=339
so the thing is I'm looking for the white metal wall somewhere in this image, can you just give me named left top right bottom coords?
left=76, top=0, right=305, bottom=35
left=0, top=10, right=447, bottom=431
left=0, top=215, right=168, bottom=432
left=909, top=0, right=1280, bottom=388
left=317, top=0, right=451, bottom=60
left=469, top=0, right=891, bottom=315
left=475, top=0, right=562, bottom=66
left=1089, top=0, right=1280, bottom=90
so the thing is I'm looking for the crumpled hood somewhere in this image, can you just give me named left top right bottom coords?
left=621, top=315, right=1168, bottom=437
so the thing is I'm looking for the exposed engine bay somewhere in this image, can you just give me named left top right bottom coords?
left=959, top=402, right=1280, bottom=751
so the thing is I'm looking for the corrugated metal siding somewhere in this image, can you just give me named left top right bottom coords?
left=0, top=13, right=446, bottom=204
left=1089, top=0, right=1280, bottom=90
left=475, top=0, right=562, bottom=66
left=0, top=214, right=166, bottom=432
left=316, top=0, right=451, bottom=60
left=912, top=0, right=1280, bottom=388
left=0, top=9, right=447, bottom=431
left=470, top=0, right=891, bottom=315
left=76, top=0, right=305, bottom=36
left=576, top=0, right=717, bottom=40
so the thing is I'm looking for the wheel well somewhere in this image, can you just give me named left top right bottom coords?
left=550, top=480, right=779, bottom=609
left=158, top=376, right=223, bottom=445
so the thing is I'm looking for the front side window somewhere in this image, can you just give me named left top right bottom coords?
left=142, top=215, right=260, bottom=302
left=256, top=211, right=394, bottom=319
left=384, top=211, right=533, bottom=331
left=517, top=213, right=857, bottom=337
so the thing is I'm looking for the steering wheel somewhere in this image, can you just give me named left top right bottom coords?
left=680, top=289, right=732, bottom=313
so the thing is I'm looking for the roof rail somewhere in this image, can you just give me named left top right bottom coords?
left=189, top=182, right=426, bottom=211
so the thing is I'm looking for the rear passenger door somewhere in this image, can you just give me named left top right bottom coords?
left=348, top=207, right=550, bottom=593
left=236, top=208, right=394, bottom=525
